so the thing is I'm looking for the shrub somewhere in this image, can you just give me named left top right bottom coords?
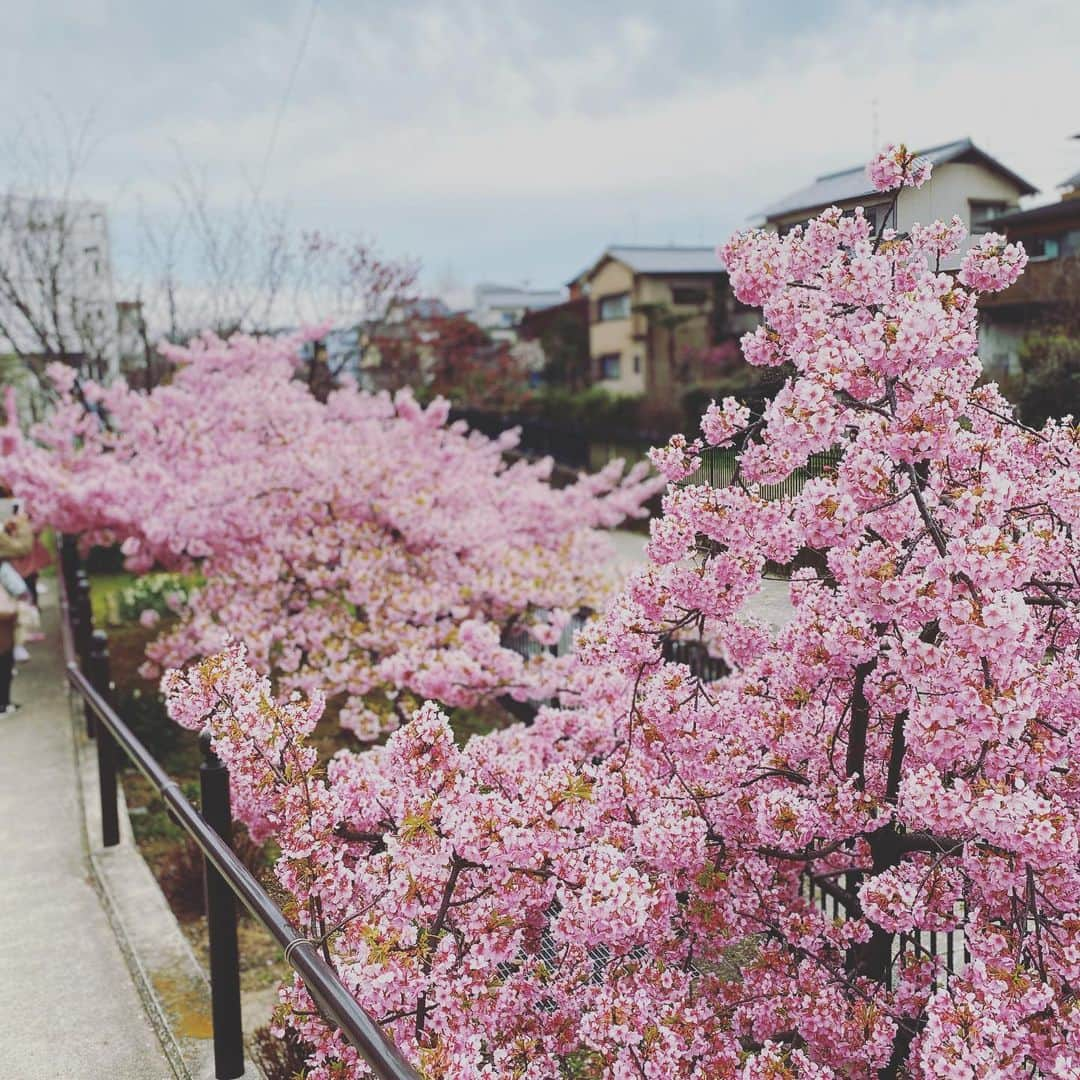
left=114, top=572, right=195, bottom=623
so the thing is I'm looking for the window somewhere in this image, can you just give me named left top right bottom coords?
left=633, top=354, right=641, bottom=374
left=599, top=353, right=621, bottom=380
left=970, top=201, right=1010, bottom=233
left=1025, top=235, right=1060, bottom=261
left=862, top=203, right=896, bottom=233
left=1061, top=229, right=1080, bottom=257
left=671, top=287, right=706, bottom=306
left=842, top=203, right=895, bottom=233
left=598, top=292, right=631, bottom=321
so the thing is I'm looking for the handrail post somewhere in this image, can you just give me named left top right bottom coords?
left=73, top=571, right=96, bottom=737
left=199, top=729, right=244, bottom=1079
left=87, top=630, right=120, bottom=848
left=59, top=533, right=80, bottom=599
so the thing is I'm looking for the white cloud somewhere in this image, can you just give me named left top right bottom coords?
left=3, top=0, right=1078, bottom=290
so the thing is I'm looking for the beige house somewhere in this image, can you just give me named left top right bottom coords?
left=571, top=245, right=756, bottom=420
left=762, top=138, right=1038, bottom=381
left=761, top=139, right=1037, bottom=265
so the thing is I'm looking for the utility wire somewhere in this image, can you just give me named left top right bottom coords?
left=255, top=0, right=320, bottom=199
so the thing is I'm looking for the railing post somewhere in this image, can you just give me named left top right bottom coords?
left=87, top=629, right=120, bottom=848
left=74, top=571, right=95, bottom=737
left=68, top=564, right=85, bottom=659
left=59, top=533, right=80, bottom=598
left=199, top=729, right=244, bottom=1079
left=58, top=535, right=75, bottom=596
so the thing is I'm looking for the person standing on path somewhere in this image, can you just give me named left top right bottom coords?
left=11, top=528, right=51, bottom=610
left=0, top=485, right=32, bottom=711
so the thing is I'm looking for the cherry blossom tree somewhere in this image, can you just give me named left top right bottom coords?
left=10, top=331, right=659, bottom=738
left=21, top=144, right=1080, bottom=1077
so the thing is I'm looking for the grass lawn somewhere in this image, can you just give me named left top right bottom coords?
left=88, top=570, right=136, bottom=626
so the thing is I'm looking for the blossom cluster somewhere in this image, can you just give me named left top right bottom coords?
left=867, top=143, right=933, bottom=192
left=8, top=335, right=660, bottom=739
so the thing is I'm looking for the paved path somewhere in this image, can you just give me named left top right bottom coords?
left=611, top=529, right=795, bottom=632
left=0, top=593, right=174, bottom=1079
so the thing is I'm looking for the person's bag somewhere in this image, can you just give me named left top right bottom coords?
left=0, top=582, right=17, bottom=620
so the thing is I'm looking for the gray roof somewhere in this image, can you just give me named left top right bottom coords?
left=474, top=283, right=564, bottom=310
left=760, top=138, right=1037, bottom=221
left=576, top=245, right=724, bottom=284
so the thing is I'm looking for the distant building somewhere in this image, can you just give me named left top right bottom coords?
left=0, top=194, right=119, bottom=378
left=390, top=296, right=452, bottom=323
left=569, top=245, right=757, bottom=419
left=981, top=170, right=1080, bottom=376
left=760, top=138, right=1037, bottom=269
left=762, top=138, right=1041, bottom=381
left=116, top=300, right=147, bottom=379
left=471, top=283, right=564, bottom=343
left=518, top=297, right=590, bottom=389
left=293, top=298, right=456, bottom=391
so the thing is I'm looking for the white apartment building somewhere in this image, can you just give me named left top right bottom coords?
left=0, top=194, right=119, bottom=378
left=471, top=282, right=564, bottom=343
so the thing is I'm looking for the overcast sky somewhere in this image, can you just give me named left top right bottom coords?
left=4, top=0, right=1078, bottom=301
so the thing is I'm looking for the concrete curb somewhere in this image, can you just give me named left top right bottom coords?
left=70, top=690, right=267, bottom=1079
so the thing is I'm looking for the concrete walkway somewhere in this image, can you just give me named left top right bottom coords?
left=0, top=593, right=174, bottom=1079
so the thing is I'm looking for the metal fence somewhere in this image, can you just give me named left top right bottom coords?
left=450, top=408, right=658, bottom=473
left=57, top=535, right=419, bottom=1080
left=660, top=638, right=730, bottom=682
left=501, top=607, right=971, bottom=993
left=500, top=610, right=590, bottom=662
left=682, top=446, right=843, bottom=499
left=799, top=874, right=970, bottom=989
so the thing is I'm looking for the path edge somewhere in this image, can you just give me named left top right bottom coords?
left=68, top=687, right=221, bottom=1080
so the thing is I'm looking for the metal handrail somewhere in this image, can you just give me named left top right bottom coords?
left=56, top=544, right=420, bottom=1080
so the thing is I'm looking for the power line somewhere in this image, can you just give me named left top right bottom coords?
left=255, top=0, right=320, bottom=198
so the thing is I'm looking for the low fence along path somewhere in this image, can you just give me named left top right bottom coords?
left=0, top=591, right=173, bottom=1078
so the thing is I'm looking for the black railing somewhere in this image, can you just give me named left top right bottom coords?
left=799, top=873, right=970, bottom=989
left=56, top=535, right=420, bottom=1080
left=682, top=446, right=843, bottom=498
left=660, top=638, right=730, bottom=682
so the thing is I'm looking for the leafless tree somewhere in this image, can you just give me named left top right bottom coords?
left=1, top=114, right=422, bottom=397
left=0, top=110, right=117, bottom=389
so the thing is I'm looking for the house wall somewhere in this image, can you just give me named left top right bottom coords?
left=979, top=208, right=1080, bottom=382
left=584, top=256, right=758, bottom=418
left=897, top=162, right=1024, bottom=232
left=588, top=259, right=645, bottom=395
left=768, top=162, right=1025, bottom=237
left=979, top=319, right=1026, bottom=379
left=637, top=276, right=719, bottom=413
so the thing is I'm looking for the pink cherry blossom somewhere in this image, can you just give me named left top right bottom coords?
left=14, top=145, right=1080, bottom=1077
left=868, top=142, right=932, bottom=192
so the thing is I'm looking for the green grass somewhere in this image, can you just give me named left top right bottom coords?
left=89, top=571, right=138, bottom=626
